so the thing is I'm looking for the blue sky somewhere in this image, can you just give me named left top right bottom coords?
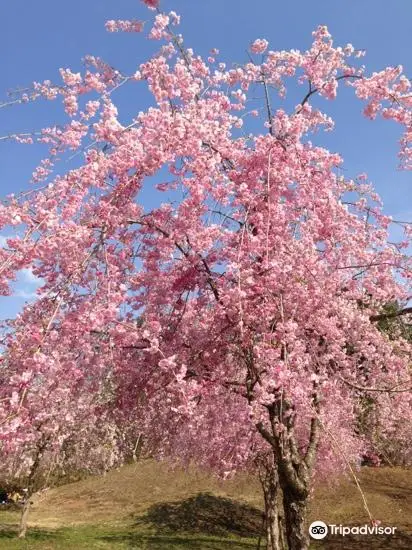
left=1, top=0, right=411, bottom=318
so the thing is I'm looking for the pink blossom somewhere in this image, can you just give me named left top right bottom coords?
left=250, top=38, right=268, bottom=54
left=105, top=20, right=144, bottom=33
left=149, top=14, right=170, bottom=40
left=1, top=9, right=411, bottom=546
left=141, top=0, right=159, bottom=8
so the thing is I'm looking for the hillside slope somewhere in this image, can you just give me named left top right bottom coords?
left=0, top=460, right=411, bottom=549
left=29, top=459, right=263, bottom=528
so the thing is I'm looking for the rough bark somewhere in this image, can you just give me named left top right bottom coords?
left=257, top=456, right=287, bottom=550
left=15, top=431, right=52, bottom=538
left=18, top=497, right=32, bottom=538
left=256, top=398, right=320, bottom=550
left=282, top=490, right=309, bottom=550
left=263, top=468, right=282, bottom=549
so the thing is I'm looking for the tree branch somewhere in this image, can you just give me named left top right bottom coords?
left=339, top=376, right=411, bottom=393
left=370, top=306, right=412, bottom=322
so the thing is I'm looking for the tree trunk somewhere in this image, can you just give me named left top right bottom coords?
left=283, top=490, right=309, bottom=550
left=18, top=497, right=32, bottom=538
left=16, top=433, right=50, bottom=538
left=255, top=398, right=320, bottom=550
left=259, top=459, right=286, bottom=550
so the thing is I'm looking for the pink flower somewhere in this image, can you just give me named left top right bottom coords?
left=141, top=0, right=159, bottom=8
left=250, top=38, right=268, bottom=54
left=159, top=355, right=177, bottom=369
left=371, top=519, right=382, bottom=527
left=149, top=14, right=170, bottom=40
left=105, top=20, right=144, bottom=33
left=169, top=11, right=180, bottom=26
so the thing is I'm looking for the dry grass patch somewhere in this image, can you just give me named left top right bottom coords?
left=0, top=460, right=410, bottom=549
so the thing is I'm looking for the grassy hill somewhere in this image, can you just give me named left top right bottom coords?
left=0, top=459, right=411, bottom=549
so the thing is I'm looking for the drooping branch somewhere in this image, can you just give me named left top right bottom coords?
left=339, top=376, right=412, bottom=393
left=127, top=218, right=222, bottom=303
left=297, top=74, right=363, bottom=111
left=370, top=306, right=412, bottom=322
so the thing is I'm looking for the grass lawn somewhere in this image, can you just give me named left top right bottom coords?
left=0, top=460, right=411, bottom=549
left=0, top=521, right=260, bottom=549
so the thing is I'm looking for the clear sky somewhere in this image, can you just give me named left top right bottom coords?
left=1, top=0, right=411, bottom=318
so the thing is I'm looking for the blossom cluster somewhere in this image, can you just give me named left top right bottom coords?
left=0, top=2, right=411, bottom=503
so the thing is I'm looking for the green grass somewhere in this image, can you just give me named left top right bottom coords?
left=0, top=520, right=260, bottom=549
left=0, top=461, right=411, bottom=549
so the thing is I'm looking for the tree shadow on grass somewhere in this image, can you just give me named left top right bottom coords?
left=101, top=532, right=259, bottom=549
left=0, top=527, right=16, bottom=539
left=368, top=481, right=412, bottom=501
left=136, top=493, right=264, bottom=538
left=100, top=493, right=263, bottom=549
left=0, top=525, right=59, bottom=541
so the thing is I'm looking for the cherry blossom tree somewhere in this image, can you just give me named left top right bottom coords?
left=1, top=1, right=411, bottom=548
left=0, top=322, right=134, bottom=538
left=0, top=412, right=126, bottom=538
left=356, top=302, right=412, bottom=467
